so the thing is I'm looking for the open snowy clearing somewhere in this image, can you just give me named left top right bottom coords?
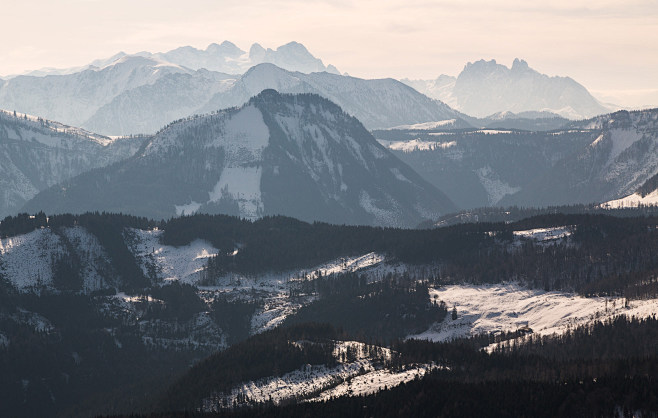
left=601, top=190, right=658, bottom=209
left=409, top=283, right=658, bottom=342
left=127, top=228, right=219, bottom=284
left=202, top=341, right=432, bottom=410
left=513, top=226, right=572, bottom=242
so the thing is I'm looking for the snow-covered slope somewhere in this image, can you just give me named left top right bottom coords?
left=201, top=341, right=433, bottom=410
left=402, top=58, right=612, bottom=119
left=601, top=190, right=658, bottom=209
left=501, top=108, right=658, bottom=207
left=23, top=91, right=455, bottom=227
left=0, top=56, right=192, bottom=130
left=409, top=283, right=658, bottom=343
left=0, top=110, right=144, bottom=218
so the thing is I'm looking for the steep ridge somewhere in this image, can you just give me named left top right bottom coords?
left=0, top=110, right=144, bottom=218
left=23, top=91, right=455, bottom=227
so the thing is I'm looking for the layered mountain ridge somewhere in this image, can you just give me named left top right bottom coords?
left=1, top=56, right=461, bottom=136
left=377, top=108, right=658, bottom=209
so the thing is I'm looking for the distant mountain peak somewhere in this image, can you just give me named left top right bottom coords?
left=206, top=41, right=244, bottom=57
left=406, top=58, right=611, bottom=119
left=511, top=58, right=530, bottom=71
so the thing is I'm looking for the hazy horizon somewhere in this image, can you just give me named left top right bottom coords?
left=2, top=0, right=657, bottom=108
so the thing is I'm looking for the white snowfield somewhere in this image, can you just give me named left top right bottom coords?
left=387, top=119, right=457, bottom=130
left=409, top=283, right=658, bottom=343
left=476, top=165, right=521, bottom=205
left=513, top=226, right=572, bottom=242
left=202, top=341, right=433, bottom=411
left=127, top=228, right=219, bottom=284
left=377, top=138, right=457, bottom=152
left=601, top=190, right=658, bottom=209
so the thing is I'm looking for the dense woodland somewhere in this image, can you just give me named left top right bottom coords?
left=5, top=211, right=658, bottom=298
left=109, top=317, right=658, bottom=417
left=284, top=272, right=447, bottom=343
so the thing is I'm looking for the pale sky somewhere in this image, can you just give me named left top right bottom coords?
left=2, top=0, right=657, bottom=104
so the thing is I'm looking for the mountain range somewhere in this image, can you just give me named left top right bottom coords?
left=1, top=54, right=460, bottom=136
left=402, top=58, right=614, bottom=119
left=7, top=41, right=340, bottom=78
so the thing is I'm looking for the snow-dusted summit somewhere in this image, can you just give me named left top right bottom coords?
left=23, top=91, right=455, bottom=227
left=403, top=58, right=613, bottom=119
left=1, top=48, right=461, bottom=136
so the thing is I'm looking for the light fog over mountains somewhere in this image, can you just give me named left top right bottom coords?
left=402, top=58, right=614, bottom=120
left=0, top=41, right=631, bottom=138
left=1, top=40, right=657, bottom=225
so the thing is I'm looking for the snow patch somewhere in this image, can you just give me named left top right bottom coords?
left=606, top=128, right=643, bottom=166
left=475, top=166, right=520, bottom=205
left=388, top=119, right=457, bottom=130
left=175, top=201, right=202, bottom=216
left=359, top=191, right=397, bottom=226
left=0, top=229, right=63, bottom=292
left=390, top=168, right=411, bottom=183
left=513, top=226, right=572, bottom=242
left=377, top=138, right=457, bottom=152
left=127, top=228, right=219, bottom=284
left=209, top=166, right=263, bottom=219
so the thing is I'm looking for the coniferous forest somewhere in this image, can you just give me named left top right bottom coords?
left=1, top=211, right=658, bottom=416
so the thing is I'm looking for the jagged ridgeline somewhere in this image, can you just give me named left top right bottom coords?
left=22, top=91, right=455, bottom=227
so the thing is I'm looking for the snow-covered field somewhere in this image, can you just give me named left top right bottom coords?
left=387, top=119, right=457, bottom=130
left=127, top=228, right=219, bottom=284
left=377, top=138, right=457, bottom=152
left=202, top=341, right=433, bottom=411
left=601, top=190, right=658, bottom=209
left=513, top=226, right=572, bottom=243
left=409, top=283, right=658, bottom=342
